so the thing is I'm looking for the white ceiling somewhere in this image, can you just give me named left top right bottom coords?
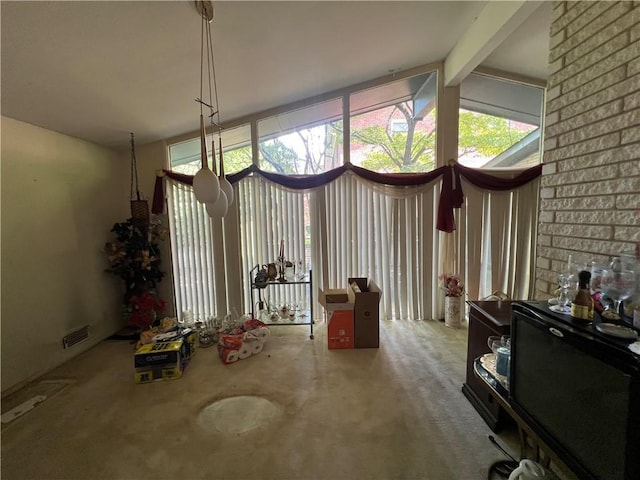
left=1, top=1, right=551, bottom=152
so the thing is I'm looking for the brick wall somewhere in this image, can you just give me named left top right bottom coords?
left=535, top=0, right=640, bottom=298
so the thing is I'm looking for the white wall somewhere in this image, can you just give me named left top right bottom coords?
left=1, top=116, right=128, bottom=393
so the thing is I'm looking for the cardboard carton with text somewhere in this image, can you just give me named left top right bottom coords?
left=318, top=288, right=354, bottom=349
left=348, top=277, right=382, bottom=348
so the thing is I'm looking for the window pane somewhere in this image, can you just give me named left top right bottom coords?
left=218, top=124, right=253, bottom=174
left=257, top=98, right=343, bottom=174
left=458, top=73, right=544, bottom=169
left=168, top=138, right=201, bottom=175
left=168, top=124, right=253, bottom=175
left=349, top=71, right=437, bottom=173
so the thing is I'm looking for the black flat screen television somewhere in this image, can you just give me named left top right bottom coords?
left=510, top=302, right=640, bottom=480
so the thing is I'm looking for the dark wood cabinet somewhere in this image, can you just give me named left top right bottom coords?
left=462, top=300, right=513, bottom=432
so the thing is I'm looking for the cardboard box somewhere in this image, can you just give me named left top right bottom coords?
left=153, top=327, right=198, bottom=361
left=134, top=365, right=183, bottom=384
left=318, top=288, right=349, bottom=306
left=318, top=287, right=354, bottom=349
left=348, top=277, right=382, bottom=348
left=134, top=340, right=185, bottom=383
left=326, top=309, right=354, bottom=349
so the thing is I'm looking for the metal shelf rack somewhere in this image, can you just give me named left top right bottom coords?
left=250, top=265, right=314, bottom=339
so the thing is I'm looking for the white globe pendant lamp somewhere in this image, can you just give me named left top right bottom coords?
left=206, top=189, right=227, bottom=218
left=206, top=135, right=228, bottom=218
left=193, top=115, right=220, bottom=204
left=218, top=137, right=234, bottom=207
left=194, top=1, right=232, bottom=218
left=193, top=1, right=222, bottom=206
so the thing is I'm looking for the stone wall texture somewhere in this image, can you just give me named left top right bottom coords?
left=536, top=0, right=640, bottom=298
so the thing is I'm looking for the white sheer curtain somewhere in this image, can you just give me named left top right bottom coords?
left=231, top=172, right=444, bottom=321
left=166, top=181, right=216, bottom=319
left=316, top=172, right=443, bottom=320
left=458, top=177, right=540, bottom=301
left=236, top=176, right=310, bottom=317
left=166, top=170, right=539, bottom=322
left=166, top=179, right=243, bottom=320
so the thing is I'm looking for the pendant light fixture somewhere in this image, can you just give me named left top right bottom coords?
left=218, top=136, right=234, bottom=207
left=192, top=116, right=219, bottom=204
left=192, top=1, right=220, bottom=206
left=194, top=0, right=235, bottom=218
left=206, top=129, right=228, bottom=218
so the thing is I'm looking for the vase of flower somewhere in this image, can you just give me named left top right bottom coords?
left=445, top=295, right=463, bottom=329
left=440, top=273, right=465, bottom=328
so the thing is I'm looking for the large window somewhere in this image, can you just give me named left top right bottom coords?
left=169, top=124, right=253, bottom=175
left=215, top=124, right=253, bottom=174
left=350, top=71, right=437, bottom=173
left=257, top=98, right=343, bottom=174
left=458, top=73, right=544, bottom=169
left=165, top=65, right=540, bottom=321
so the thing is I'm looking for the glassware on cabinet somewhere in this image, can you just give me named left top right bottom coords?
left=601, top=266, right=635, bottom=321
left=550, top=273, right=572, bottom=314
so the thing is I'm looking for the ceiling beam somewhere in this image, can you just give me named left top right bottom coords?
left=444, top=0, right=543, bottom=87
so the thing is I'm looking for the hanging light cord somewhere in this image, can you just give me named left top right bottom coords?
left=206, top=17, right=221, bottom=131
left=205, top=13, right=226, bottom=177
left=130, top=132, right=141, bottom=201
left=195, top=4, right=219, bottom=122
left=200, top=13, right=205, bottom=118
left=193, top=2, right=226, bottom=179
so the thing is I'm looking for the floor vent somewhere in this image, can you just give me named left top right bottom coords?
left=62, top=325, right=90, bottom=349
left=1, top=380, right=72, bottom=428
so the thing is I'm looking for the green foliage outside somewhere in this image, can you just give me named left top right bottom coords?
left=458, top=110, right=532, bottom=159
left=258, top=139, right=307, bottom=174
left=221, top=104, right=533, bottom=175
left=352, top=103, right=435, bottom=173
left=221, top=146, right=252, bottom=174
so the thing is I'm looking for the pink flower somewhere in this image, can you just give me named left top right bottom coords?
left=439, top=274, right=464, bottom=297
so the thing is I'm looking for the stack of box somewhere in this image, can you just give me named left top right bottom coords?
left=134, top=327, right=198, bottom=383
left=319, top=277, right=381, bottom=349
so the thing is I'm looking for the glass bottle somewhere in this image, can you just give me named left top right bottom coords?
left=571, top=270, right=594, bottom=321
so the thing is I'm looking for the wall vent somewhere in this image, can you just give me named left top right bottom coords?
left=62, top=325, right=90, bottom=349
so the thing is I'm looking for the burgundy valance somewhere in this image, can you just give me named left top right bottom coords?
left=152, top=162, right=542, bottom=233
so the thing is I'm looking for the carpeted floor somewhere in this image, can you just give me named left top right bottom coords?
left=2, top=318, right=533, bottom=480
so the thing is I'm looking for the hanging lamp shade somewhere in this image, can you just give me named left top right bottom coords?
left=206, top=131, right=228, bottom=217
left=218, top=137, right=234, bottom=207
left=206, top=189, right=227, bottom=218
left=194, top=0, right=230, bottom=217
left=193, top=115, right=220, bottom=204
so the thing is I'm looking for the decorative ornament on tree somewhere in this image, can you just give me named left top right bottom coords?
left=104, top=216, right=167, bottom=330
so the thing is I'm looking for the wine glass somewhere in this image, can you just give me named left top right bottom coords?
left=295, top=259, right=305, bottom=280
left=567, top=254, right=583, bottom=280
left=550, top=273, right=573, bottom=314
left=601, top=268, right=635, bottom=320
left=589, top=263, right=607, bottom=294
